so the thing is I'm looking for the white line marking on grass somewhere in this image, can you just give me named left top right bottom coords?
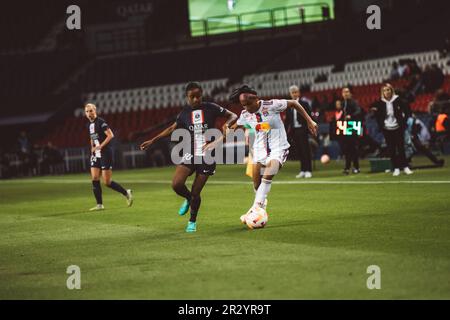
left=2, top=179, right=450, bottom=185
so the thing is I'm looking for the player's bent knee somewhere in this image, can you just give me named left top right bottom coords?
left=171, top=181, right=183, bottom=192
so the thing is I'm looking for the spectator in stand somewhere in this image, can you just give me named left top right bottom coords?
left=408, top=60, right=422, bottom=77
left=390, top=62, right=400, bottom=80
left=16, top=131, right=31, bottom=176
left=428, top=89, right=450, bottom=152
left=429, top=89, right=450, bottom=114
left=28, top=144, right=39, bottom=176
left=407, top=73, right=424, bottom=97
left=0, top=149, right=12, bottom=179
left=372, top=83, right=413, bottom=176
left=17, top=131, right=30, bottom=154
left=422, top=65, right=432, bottom=93
left=330, top=92, right=339, bottom=110
left=430, top=65, right=441, bottom=93
left=41, top=143, right=52, bottom=175
left=407, top=63, right=445, bottom=95
left=310, top=96, right=325, bottom=122
left=397, top=61, right=408, bottom=78
left=314, top=73, right=328, bottom=83
left=320, top=94, right=330, bottom=111
left=42, top=142, right=64, bottom=175
left=434, top=106, right=449, bottom=140
left=311, top=96, right=320, bottom=111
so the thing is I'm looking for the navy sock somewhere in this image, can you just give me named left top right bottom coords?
left=189, top=212, right=198, bottom=223
left=189, top=195, right=201, bottom=222
left=92, top=180, right=102, bottom=205
left=108, top=181, right=128, bottom=196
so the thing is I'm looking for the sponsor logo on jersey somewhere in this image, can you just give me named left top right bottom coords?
left=90, top=133, right=99, bottom=140
left=189, top=123, right=209, bottom=131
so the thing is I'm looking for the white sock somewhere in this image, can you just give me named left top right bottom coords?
left=254, top=178, right=272, bottom=207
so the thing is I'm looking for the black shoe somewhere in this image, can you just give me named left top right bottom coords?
left=343, top=169, right=350, bottom=175
left=352, top=168, right=360, bottom=174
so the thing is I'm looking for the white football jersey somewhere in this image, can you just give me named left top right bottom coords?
left=236, top=99, right=290, bottom=159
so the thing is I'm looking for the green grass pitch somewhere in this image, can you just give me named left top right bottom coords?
left=0, top=156, right=449, bottom=299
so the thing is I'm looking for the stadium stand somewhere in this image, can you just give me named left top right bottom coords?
left=36, top=49, right=450, bottom=151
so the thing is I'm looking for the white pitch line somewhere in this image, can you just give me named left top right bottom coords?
left=1, top=180, right=450, bottom=185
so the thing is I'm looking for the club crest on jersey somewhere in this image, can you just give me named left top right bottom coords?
left=255, top=122, right=271, bottom=132
left=191, top=110, right=204, bottom=125
left=261, top=107, right=269, bottom=117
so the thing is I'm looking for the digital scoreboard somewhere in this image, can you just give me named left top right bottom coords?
left=335, top=120, right=363, bottom=136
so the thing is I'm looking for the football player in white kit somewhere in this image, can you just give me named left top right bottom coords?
left=228, top=85, right=318, bottom=223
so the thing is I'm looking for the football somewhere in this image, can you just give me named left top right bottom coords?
left=320, top=154, right=330, bottom=164
left=245, top=206, right=268, bottom=229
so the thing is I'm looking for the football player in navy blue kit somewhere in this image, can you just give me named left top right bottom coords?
left=140, top=82, right=237, bottom=232
left=85, top=103, right=133, bottom=211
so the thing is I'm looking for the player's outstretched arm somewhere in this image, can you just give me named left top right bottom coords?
left=203, top=121, right=245, bottom=152
left=287, top=100, right=318, bottom=136
left=229, top=123, right=245, bottom=130
left=140, top=122, right=177, bottom=150
left=222, top=109, right=238, bottom=134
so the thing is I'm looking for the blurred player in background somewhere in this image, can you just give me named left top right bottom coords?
left=140, top=82, right=237, bottom=233
left=85, top=104, right=133, bottom=211
left=229, top=85, right=318, bottom=223
left=406, top=113, right=445, bottom=167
